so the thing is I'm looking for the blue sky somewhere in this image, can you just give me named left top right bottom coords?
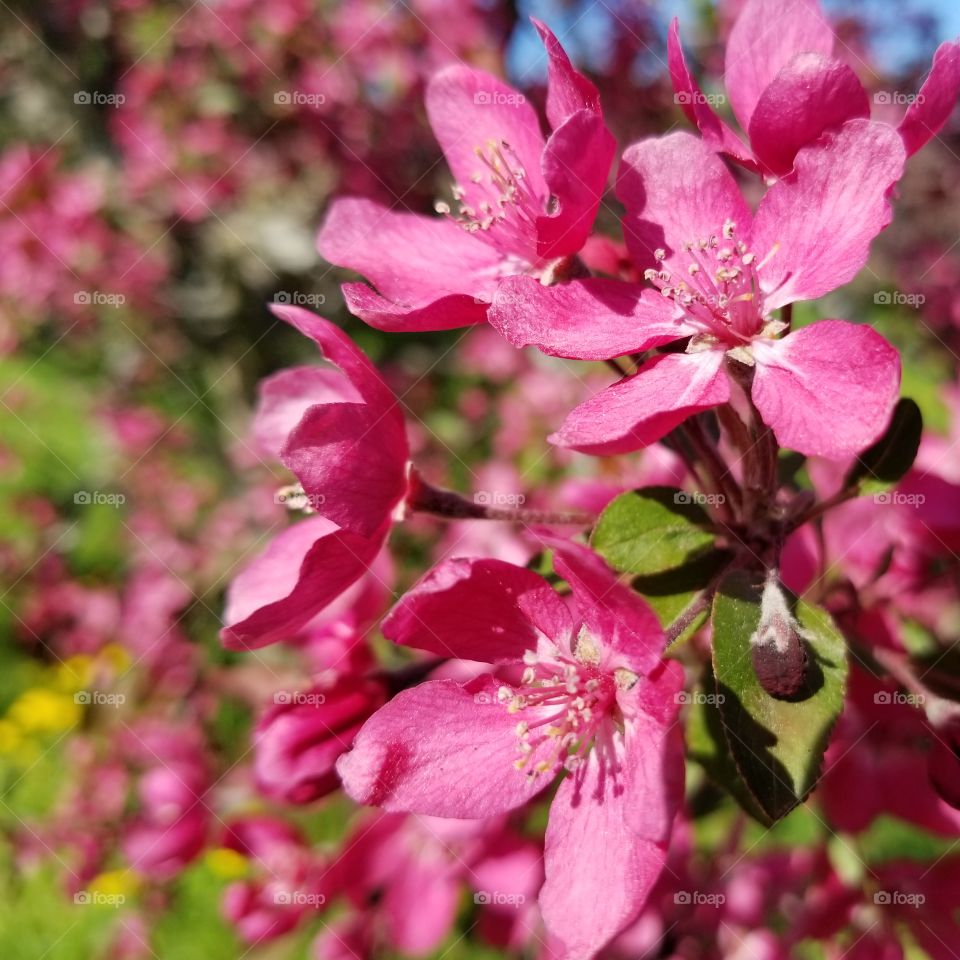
left=506, top=0, right=960, bottom=84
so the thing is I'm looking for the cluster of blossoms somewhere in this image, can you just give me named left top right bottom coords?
left=209, top=3, right=960, bottom=958
left=4, top=1, right=960, bottom=958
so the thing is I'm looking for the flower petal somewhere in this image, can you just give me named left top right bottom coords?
left=281, top=402, right=408, bottom=540
left=552, top=543, right=666, bottom=676
left=382, top=557, right=564, bottom=662
left=489, top=276, right=692, bottom=360
left=540, top=745, right=668, bottom=959
left=221, top=517, right=385, bottom=651
left=899, top=39, right=960, bottom=157
left=550, top=350, right=730, bottom=455
left=316, top=198, right=505, bottom=322
left=336, top=677, right=554, bottom=818
left=341, top=283, right=488, bottom=333
left=269, top=305, right=402, bottom=416
left=668, top=18, right=759, bottom=171
left=725, top=0, right=835, bottom=133
left=751, top=320, right=901, bottom=459
left=751, top=119, right=905, bottom=310
left=748, top=53, right=869, bottom=176
left=617, top=132, right=752, bottom=275
left=252, top=367, right=359, bottom=460
left=533, top=19, right=603, bottom=129
left=537, top=110, right=616, bottom=260
left=426, top=65, right=546, bottom=216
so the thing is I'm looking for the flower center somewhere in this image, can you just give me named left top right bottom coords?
left=435, top=139, right=544, bottom=263
left=499, top=639, right=617, bottom=778
left=643, top=220, right=778, bottom=345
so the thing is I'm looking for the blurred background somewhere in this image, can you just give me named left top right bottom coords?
left=0, top=1, right=958, bottom=958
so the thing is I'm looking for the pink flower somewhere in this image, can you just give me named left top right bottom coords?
left=221, top=305, right=409, bottom=650
left=491, top=123, right=904, bottom=460
left=221, top=816, right=326, bottom=944
left=337, top=544, right=684, bottom=959
left=254, top=675, right=387, bottom=804
left=668, top=0, right=960, bottom=176
left=316, top=21, right=615, bottom=332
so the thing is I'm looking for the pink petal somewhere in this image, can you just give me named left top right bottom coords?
left=536, top=110, right=616, bottom=260
left=552, top=543, right=666, bottom=675
left=751, top=320, right=901, bottom=459
left=617, top=132, right=752, bottom=275
left=316, top=198, right=504, bottom=323
left=383, top=855, right=461, bottom=956
left=725, top=0, right=835, bottom=133
left=221, top=516, right=385, bottom=650
left=253, top=367, right=359, bottom=460
left=899, top=39, right=960, bottom=157
left=341, top=283, right=488, bottom=333
left=382, top=557, right=563, bottom=662
left=336, top=677, right=553, bottom=818
left=751, top=119, right=906, bottom=310
left=540, top=746, right=668, bottom=959
left=532, top=19, right=603, bottom=129
left=426, top=65, right=547, bottom=220
left=281, top=402, right=408, bottom=539
left=748, top=53, right=869, bottom=176
left=489, top=276, right=692, bottom=360
left=622, top=662, right=686, bottom=842
left=269, top=305, right=401, bottom=417
left=550, top=350, right=730, bottom=455
left=668, top=19, right=759, bottom=171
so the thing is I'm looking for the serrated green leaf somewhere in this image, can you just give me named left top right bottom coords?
left=591, top=486, right=716, bottom=576
left=845, top=398, right=922, bottom=494
left=711, top=571, right=848, bottom=821
left=631, top=549, right=732, bottom=636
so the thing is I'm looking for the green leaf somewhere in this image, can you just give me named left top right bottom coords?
left=844, top=398, right=922, bottom=494
left=711, top=571, right=848, bottom=821
left=591, top=486, right=717, bottom=576
left=631, top=549, right=732, bottom=637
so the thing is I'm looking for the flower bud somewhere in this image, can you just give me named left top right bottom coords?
left=750, top=576, right=809, bottom=699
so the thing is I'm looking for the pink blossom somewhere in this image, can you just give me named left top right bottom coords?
left=491, top=123, right=904, bottom=459
left=316, top=21, right=614, bottom=332
left=668, top=0, right=960, bottom=176
left=337, top=544, right=684, bottom=959
left=221, top=305, right=409, bottom=650
left=254, top=675, right=387, bottom=804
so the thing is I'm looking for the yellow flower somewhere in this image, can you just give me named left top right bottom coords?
left=205, top=847, right=249, bottom=880
left=8, top=688, right=82, bottom=733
